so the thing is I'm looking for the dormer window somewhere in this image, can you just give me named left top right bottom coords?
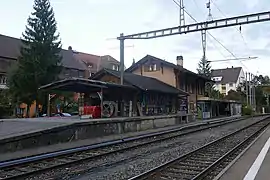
left=87, top=63, right=93, bottom=68
left=211, top=76, right=222, bottom=82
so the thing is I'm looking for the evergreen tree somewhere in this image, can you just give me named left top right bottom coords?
left=197, top=55, right=212, bottom=78
left=8, top=0, right=62, bottom=117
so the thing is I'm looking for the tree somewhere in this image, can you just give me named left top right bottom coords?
left=237, top=78, right=268, bottom=111
left=8, top=0, right=62, bottom=117
left=224, top=90, right=243, bottom=101
left=0, top=90, right=13, bottom=118
left=197, top=55, right=211, bottom=78
left=209, top=88, right=224, bottom=99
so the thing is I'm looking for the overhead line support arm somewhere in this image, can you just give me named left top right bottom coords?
left=118, top=11, right=270, bottom=40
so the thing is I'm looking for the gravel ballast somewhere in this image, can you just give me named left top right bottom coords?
left=25, top=116, right=267, bottom=180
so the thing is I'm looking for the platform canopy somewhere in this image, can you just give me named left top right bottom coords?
left=39, top=77, right=137, bottom=94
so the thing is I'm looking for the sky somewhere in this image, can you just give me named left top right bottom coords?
left=0, top=0, right=270, bottom=76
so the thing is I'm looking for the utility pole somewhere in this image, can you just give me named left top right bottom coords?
left=254, top=78, right=256, bottom=111
left=246, top=72, right=249, bottom=106
left=201, top=0, right=213, bottom=68
left=119, top=33, right=125, bottom=85
left=252, top=73, right=256, bottom=111
left=249, top=72, right=252, bottom=107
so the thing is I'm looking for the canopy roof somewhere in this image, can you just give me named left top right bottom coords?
left=39, top=77, right=136, bottom=93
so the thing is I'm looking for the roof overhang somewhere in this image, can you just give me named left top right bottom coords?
left=39, top=78, right=137, bottom=93
left=197, top=96, right=242, bottom=104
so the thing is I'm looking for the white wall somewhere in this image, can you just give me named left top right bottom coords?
left=213, top=68, right=245, bottom=95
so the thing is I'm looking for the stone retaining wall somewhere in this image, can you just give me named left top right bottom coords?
left=0, top=114, right=193, bottom=153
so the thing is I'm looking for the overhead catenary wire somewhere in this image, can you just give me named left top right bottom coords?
left=210, top=0, right=251, bottom=54
left=175, top=0, right=250, bottom=71
left=208, top=56, right=258, bottom=62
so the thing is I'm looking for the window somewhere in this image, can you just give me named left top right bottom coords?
left=149, top=64, right=157, bottom=71
left=79, top=71, right=84, bottom=78
left=229, top=83, right=233, bottom=87
left=144, top=63, right=159, bottom=72
left=64, top=69, right=70, bottom=77
left=198, top=83, right=203, bottom=95
left=112, top=64, right=119, bottom=71
left=87, top=63, right=93, bottom=68
left=0, top=75, right=7, bottom=85
left=190, top=84, right=194, bottom=93
left=221, top=84, right=226, bottom=90
left=70, top=69, right=78, bottom=77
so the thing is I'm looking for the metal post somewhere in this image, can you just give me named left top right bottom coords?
left=253, top=74, right=256, bottom=111
left=179, top=0, right=185, bottom=26
left=119, top=33, right=125, bottom=85
left=246, top=72, right=248, bottom=106
left=100, top=88, right=103, bottom=118
left=201, top=30, right=207, bottom=65
left=47, top=94, right=50, bottom=117
left=249, top=73, right=252, bottom=107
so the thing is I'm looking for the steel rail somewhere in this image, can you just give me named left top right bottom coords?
left=191, top=120, right=269, bottom=180
left=128, top=116, right=270, bottom=180
left=0, top=117, right=246, bottom=179
left=0, top=116, right=240, bottom=167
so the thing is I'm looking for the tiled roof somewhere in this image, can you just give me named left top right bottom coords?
left=211, top=67, right=242, bottom=84
left=91, top=68, right=189, bottom=95
left=0, top=34, right=87, bottom=71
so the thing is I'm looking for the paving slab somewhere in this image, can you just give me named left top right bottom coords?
left=219, top=124, right=270, bottom=180
left=0, top=115, right=238, bottom=141
left=0, top=118, right=76, bottom=140
left=0, top=116, right=239, bottom=162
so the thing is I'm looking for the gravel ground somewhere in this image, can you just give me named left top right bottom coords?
left=25, top=116, right=267, bottom=180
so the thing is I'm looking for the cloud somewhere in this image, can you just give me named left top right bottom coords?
left=2, top=0, right=270, bottom=76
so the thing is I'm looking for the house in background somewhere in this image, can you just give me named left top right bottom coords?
left=0, top=34, right=90, bottom=117
left=72, top=47, right=121, bottom=78
left=126, top=55, right=211, bottom=114
left=211, top=67, right=245, bottom=96
left=0, top=34, right=122, bottom=117
left=0, top=34, right=88, bottom=84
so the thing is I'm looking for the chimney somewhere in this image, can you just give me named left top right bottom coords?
left=68, top=46, right=72, bottom=51
left=176, top=56, right=183, bottom=66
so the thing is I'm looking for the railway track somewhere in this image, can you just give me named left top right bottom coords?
left=0, top=117, right=246, bottom=180
left=129, top=117, right=270, bottom=180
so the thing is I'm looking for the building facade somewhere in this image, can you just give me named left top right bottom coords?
left=91, top=68, right=189, bottom=117
left=211, top=67, right=245, bottom=95
left=72, top=47, right=121, bottom=78
left=126, top=55, right=211, bottom=114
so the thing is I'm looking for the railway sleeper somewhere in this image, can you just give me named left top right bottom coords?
left=196, top=153, right=220, bottom=157
left=183, top=159, right=213, bottom=165
left=83, top=151, right=103, bottom=156
left=0, top=174, right=14, bottom=179
left=188, top=156, right=218, bottom=162
left=160, top=171, right=193, bottom=180
left=167, top=167, right=201, bottom=175
left=176, top=162, right=210, bottom=168
left=63, top=156, right=83, bottom=161
left=170, top=164, right=205, bottom=171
